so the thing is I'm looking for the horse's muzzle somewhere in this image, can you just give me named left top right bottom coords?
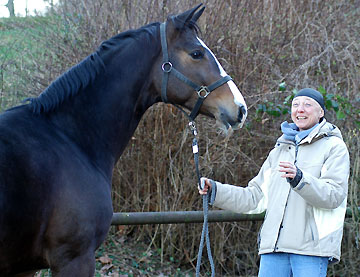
left=219, top=104, right=247, bottom=130
left=237, top=104, right=247, bottom=128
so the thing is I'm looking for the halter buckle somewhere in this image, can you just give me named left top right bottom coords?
left=197, top=86, right=210, bottom=99
left=161, top=62, right=173, bottom=73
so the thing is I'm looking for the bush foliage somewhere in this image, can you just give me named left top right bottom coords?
left=1, top=0, right=359, bottom=275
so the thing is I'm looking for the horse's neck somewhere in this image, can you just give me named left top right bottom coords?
left=49, top=27, right=161, bottom=177
left=50, top=68, right=157, bottom=178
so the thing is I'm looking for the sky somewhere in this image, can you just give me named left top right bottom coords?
left=0, top=0, right=57, bottom=17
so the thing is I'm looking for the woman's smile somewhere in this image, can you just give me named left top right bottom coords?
left=291, top=96, right=324, bottom=131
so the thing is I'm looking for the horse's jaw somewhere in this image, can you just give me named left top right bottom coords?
left=213, top=120, right=236, bottom=137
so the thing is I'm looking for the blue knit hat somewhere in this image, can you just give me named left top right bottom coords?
left=294, top=88, right=326, bottom=113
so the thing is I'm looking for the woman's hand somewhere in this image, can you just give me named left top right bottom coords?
left=198, top=177, right=212, bottom=195
left=278, top=161, right=297, bottom=179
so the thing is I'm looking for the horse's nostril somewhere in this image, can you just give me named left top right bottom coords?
left=241, top=105, right=247, bottom=115
left=238, top=104, right=247, bottom=122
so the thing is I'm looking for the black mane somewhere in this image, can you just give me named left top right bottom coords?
left=26, top=51, right=105, bottom=114
left=26, top=22, right=160, bottom=115
left=25, top=20, right=199, bottom=115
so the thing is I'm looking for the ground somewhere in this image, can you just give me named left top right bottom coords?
left=34, top=230, right=194, bottom=277
left=93, top=233, right=193, bottom=277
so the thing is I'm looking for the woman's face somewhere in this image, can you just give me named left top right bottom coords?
left=291, top=96, right=324, bottom=131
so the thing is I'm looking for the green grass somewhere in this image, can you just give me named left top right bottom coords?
left=0, top=16, right=51, bottom=59
left=0, top=15, right=60, bottom=110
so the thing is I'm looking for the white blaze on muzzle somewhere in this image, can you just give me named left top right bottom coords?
left=197, top=38, right=248, bottom=127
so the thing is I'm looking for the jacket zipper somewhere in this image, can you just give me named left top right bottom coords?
left=273, top=189, right=291, bottom=252
left=294, top=143, right=299, bottom=165
left=273, top=142, right=299, bottom=251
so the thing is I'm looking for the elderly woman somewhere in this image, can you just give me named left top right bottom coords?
left=199, top=88, right=350, bottom=276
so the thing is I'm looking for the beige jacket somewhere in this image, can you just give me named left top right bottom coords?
left=213, top=119, right=350, bottom=262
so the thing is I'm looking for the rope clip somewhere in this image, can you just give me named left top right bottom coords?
left=189, top=121, right=198, bottom=136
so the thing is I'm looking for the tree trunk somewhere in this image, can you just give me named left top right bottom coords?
left=5, top=0, right=15, bottom=17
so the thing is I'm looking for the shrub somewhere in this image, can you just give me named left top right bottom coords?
left=1, top=0, right=359, bottom=275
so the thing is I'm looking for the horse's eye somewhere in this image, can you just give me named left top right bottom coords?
left=190, top=50, right=204, bottom=60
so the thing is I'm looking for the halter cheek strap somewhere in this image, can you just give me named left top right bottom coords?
left=160, top=22, right=232, bottom=121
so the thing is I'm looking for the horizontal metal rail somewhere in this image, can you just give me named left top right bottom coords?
left=111, top=207, right=359, bottom=225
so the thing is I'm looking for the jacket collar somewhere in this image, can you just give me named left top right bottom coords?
left=299, top=119, right=328, bottom=144
left=277, top=119, right=337, bottom=146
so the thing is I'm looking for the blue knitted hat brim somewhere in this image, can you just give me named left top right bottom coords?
left=294, top=88, right=326, bottom=114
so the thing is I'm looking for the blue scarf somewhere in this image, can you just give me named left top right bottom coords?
left=281, top=121, right=319, bottom=145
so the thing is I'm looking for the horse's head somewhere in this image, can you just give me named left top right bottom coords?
left=153, top=4, right=247, bottom=131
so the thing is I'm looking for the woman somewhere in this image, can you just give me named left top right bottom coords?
left=199, top=88, right=350, bottom=276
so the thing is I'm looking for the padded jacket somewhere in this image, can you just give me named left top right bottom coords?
left=212, top=119, right=350, bottom=262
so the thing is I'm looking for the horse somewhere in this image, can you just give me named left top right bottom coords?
left=0, top=4, right=247, bottom=276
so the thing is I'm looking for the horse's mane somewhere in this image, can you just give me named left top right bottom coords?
left=26, top=23, right=159, bottom=115
left=25, top=51, right=105, bottom=114
left=25, top=20, right=198, bottom=115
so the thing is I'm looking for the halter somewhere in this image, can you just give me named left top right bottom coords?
left=160, top=21, right=224, bottom=277
left=159, top=22, right=232, bottom=121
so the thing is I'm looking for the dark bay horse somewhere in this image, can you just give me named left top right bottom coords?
left=0, top=5, right=247, bottom=276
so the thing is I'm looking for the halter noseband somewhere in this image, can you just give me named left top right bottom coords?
left=160, top=22, right=232, bottom=121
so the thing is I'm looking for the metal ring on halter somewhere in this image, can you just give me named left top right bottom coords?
left=161, top=62, right=173, bottom=73
left=197, top=86, right=211, bottom=99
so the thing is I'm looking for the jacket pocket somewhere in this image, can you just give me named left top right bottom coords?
left=257, top=214, right=267, bottom=249
left=308, top=216, right=319, bottom=243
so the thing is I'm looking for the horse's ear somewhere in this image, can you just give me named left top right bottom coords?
left=191, top=6, right=205, bottom=23
left=171, top=4, right=204, bottom=30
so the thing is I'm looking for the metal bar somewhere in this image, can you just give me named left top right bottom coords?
left=111, top=210, right=265, bottom=225
left=111, top=207, right=359, bottom=226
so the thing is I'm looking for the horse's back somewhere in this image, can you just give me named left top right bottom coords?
left=0, top=106, right=113, bottom=275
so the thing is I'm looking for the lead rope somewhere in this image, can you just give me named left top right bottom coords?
left=189, top=122, right=215, bottom=277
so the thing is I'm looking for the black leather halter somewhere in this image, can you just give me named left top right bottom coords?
left=161, top=22, right=224, bottom=277
left=160, top=22, right=232, bottom=121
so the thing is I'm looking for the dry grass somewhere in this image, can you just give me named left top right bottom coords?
left=1, top=0, right=359, bottom=275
